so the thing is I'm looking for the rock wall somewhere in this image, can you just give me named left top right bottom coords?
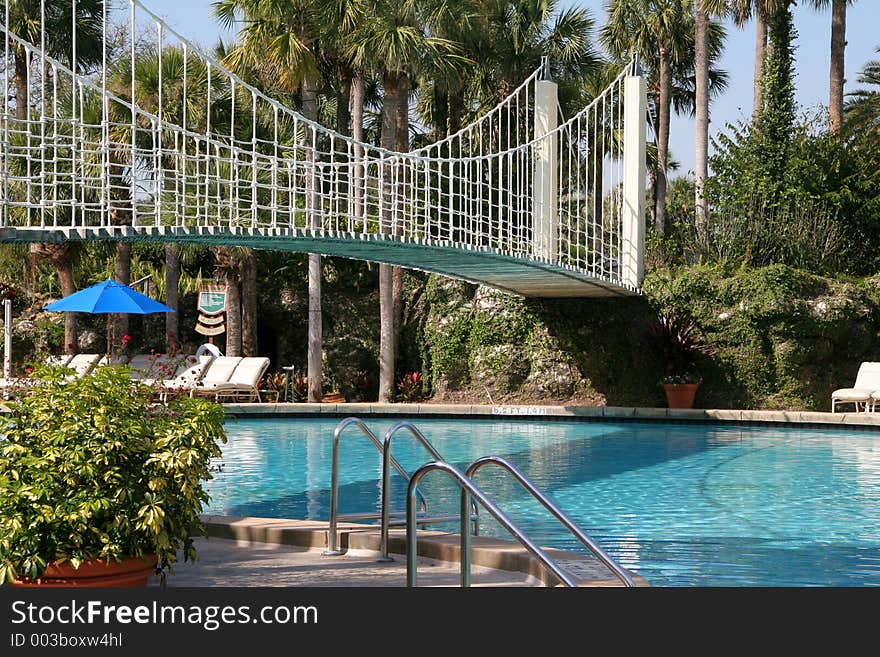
left=420, top=264, right=880, bottom=411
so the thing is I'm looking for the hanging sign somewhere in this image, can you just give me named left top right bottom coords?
left=195, top=322, right=226, bottom=337
left=195, top=282, right=226, bottom=338
left=198, top=284, right=227, bottom=316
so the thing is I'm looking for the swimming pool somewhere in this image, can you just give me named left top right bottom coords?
left=205, top=417, right=880, bottom=586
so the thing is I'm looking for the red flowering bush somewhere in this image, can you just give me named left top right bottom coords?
left=395, top=371, right=424, bottom=402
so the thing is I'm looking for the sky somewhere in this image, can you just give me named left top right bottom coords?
left=142, top=0, right=879, bottom=179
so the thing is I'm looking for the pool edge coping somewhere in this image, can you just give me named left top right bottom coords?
left=222, top=402, right=880, bottom=430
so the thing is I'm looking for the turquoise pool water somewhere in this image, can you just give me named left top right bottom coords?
left=205, top=417, right=880, bottom=586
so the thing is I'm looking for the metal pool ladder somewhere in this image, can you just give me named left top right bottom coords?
left=323, top=417, right=475, bottom=558
left=406, top=459, right=635, bottom=587
left=323, top=417, right=634, bottom=587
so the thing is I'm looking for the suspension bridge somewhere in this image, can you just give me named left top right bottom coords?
left=0, top=1, right=647, bottom=298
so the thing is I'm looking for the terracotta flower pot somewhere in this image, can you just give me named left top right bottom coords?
left=663, top=383, right=700, bottom=409
left=12, top=555, right=158, bottom=588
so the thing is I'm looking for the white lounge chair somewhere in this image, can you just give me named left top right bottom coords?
left=95, top=354, right=131, bottom=368
left=64, top=354, right=102, bottom=378
left=192, top=357, right=269, bottom=402
left=188, top=356, right=243, bottom=398
left=831, top=362, right=880, bottom=413
left=154, top=355, right=215, bottom=400
left=127, top=353, right=180, bottom=381
left=45, top=354, right=74, bottom=367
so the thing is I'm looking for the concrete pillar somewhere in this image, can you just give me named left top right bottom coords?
left=621, top=75, right=647, bottom=290
left=532, top=77, right=558, bottom=262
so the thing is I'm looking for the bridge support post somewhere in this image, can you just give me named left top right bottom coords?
left=621, top=74, right=647, bottom=290
left=532, top=67, right=558, bottom=263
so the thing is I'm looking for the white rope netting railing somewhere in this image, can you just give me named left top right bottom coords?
left=0, top=0, right=641, bottom=291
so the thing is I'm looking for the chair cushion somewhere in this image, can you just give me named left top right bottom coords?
left=832, top=388, right=874, bottom=401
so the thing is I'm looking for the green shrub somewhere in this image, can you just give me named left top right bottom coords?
left=0, top=366, right=227, bottom=585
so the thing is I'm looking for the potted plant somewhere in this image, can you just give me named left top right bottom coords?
left=644, top=311, right=714, bottom=409
left=0, top=365, right=227, bottom=587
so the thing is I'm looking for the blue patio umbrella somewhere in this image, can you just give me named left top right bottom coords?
left=43, top=279, right=175, bottom=314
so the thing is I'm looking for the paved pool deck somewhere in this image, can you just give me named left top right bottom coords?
left=157, top=537, right=543, bottom=587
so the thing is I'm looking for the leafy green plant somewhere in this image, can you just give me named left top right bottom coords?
left=343, top=370, right=370, bottom=402
left=0, top=366, right=227, bottom=585
left=395, top=371, right=424, bottom=402
left=643, top=311, right=714, bottom=384
left=290, top=370, right=308, bottom=402
left=260, top=371, right=285, bottom=393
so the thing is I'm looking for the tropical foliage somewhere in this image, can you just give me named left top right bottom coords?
left=0, top=367, right=227, bottom=585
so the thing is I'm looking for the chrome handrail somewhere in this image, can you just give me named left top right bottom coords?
left=465, top=456, right=635, bottom=587
left=380, top=420, right=479, bottom=562
left=406, top=461, right=579, bottom=587
left=323, top=417, right=427, bottom=556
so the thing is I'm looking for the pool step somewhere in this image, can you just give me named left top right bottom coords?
left=338, top=510, right=477, bottom=528
left=200, top=514, right=649, bottom=587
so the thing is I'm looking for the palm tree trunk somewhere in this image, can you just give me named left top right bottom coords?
left=392, top=72, right=409, bottom=344
left=56, top=257, right=77, bottom=355
left=378, top=70, right=399, bottom=403
left=351, top=72, right=366, bottom=224
left=34, top=243, right=77, bottom=354
left=224, top=275, right=242, bottom=357
left=829, top=0, right=847, bottom=132
left=336, top=68, right=352, bottom=136
left=302, top=78, right=322, bottom=402
left=14, top=47, right=28, bottom=121
left=448, top=93, right=464, bottom=136
left=433, top=87, right=449, bottom=141
left=754, top=5, right=768, bottom=117
left=164, top=243, right=179, bottom=351
left=655, top=46, right=672, bottom=235
left=241, top=249, right=258, bottom=357
left=695, top=2, right=710, bottom=228
left=111, top=242, right=131, bottom=352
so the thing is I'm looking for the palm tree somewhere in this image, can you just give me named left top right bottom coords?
left=807, top=1, right=857, bottom=133
left=214, top=0, right=325, bottom=398
left=471, top=0, right=601, bottom=105
left=730, top=1, right=766, bottom=117
left=347, top=0, right=464, bottom=402
left=164, top=244, right=180, bottom=351
left=845, top=46, right=879, bottom=136
left=5, top=0, right=103, bottom=120
left=604, top=0, right=683, bottom=235
left=213, top=247, right=243, bottom=356
left=603, top=0, right=724, bottom=234
left=31, top=243, right=78, bottom=353
left=694, top=0, right=729, bottom=223
left=730, top=1, right=793, bottom=117
left=6, top=1, right=104, bottom=353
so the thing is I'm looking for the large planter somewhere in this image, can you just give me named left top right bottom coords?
left=12, top=555, right=158, bottom=588
left=663, top=383, right=700, bottom=409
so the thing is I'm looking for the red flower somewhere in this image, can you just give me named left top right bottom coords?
left=121, top=334, right=131, bottom=345
left=24, top=366, right=33, bottom=375
left=411, top=372, right=421, bottom=383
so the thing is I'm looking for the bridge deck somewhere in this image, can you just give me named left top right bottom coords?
left=0, top=226, right=636, bottom=298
